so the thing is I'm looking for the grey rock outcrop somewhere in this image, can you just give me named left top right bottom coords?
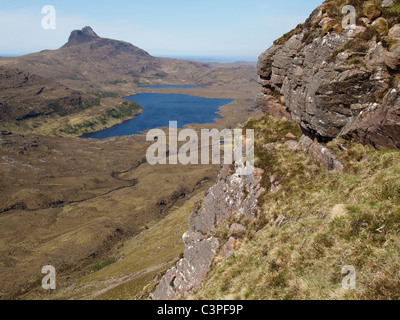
left=153, top=235, right=219, bottom=300
left=229, top=223, right=246, bottom=235
left=153, top=166, right=265, bottom=300
left=298, top=135, right=344, bottom=172
left=382, top=0, right=395, bottom=7
left=64, top=26, right=100, bottom=47
left=220, top=237, right=236, bottom=259
left=341, top=88, right=400, bottom=149
left=257, top=3, right=400, bottom=150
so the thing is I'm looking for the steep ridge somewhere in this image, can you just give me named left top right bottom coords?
left=153, top=165, right=265, bottom=300
left=257, top=0, right=400, bottom=149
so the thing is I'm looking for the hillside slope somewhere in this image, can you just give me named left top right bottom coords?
left=152, top=113, right=400, bottom=300
left=0, top=27, right=258, bottom=95
left=0, top=100, right=262, bottom=300
left=0, top=27, right=258, bottom=136
left=0, top=66, right=94, bottom=121
left=151, top=0, right=400, bottom=301
left=0, top=65, right=142, bottom=137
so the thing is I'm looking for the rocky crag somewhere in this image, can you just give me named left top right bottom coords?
left=153, top=165, right=265, bottom=300
left=257, top=0, right=400, bottom=150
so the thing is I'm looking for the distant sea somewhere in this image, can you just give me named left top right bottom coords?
left=159, top=55, right=257, bottom=64
left=0, top=53, right=256, bottom=64
left=0, top=54, right=23, bottom=57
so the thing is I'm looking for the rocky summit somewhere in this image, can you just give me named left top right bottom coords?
left=63, top=26, right=101, bottom=47
left=62, top=26, right=152, bottom=58
left=257, top=0, right=400, bottom=150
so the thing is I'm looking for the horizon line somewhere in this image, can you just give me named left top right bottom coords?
left=1, top=53, right=258, bottom=61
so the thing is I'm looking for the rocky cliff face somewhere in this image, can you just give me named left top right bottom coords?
left=63, top=26, right=101, bottom=47
left=153, top=165, right=265, bottom=300
left=257, top=0, right=400, bottom=150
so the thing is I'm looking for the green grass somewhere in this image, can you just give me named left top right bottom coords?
left=90, top=257, right=116, bottom=272
left=190, top=114, right=400, bottom=300
left=107, top=80, right=128, bottom=85
left=59, top=101, right=142, bottom=135
left=90, top=91, right=119, bottom=99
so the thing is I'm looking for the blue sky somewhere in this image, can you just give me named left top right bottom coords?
left=0, top=0, right=323, bottom=60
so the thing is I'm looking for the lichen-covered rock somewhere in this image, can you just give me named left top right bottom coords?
left=229, top=223, right=246, bottom=235
left=220, top=237, right=236, bottom=259
left=153, top=235, right=219, bottom=300
left=382, top=0, right=395, bottom=8
left=257, top=2, right=400, bottom=150
left=299, top=135, right=344, bottom=172
left=153, top=166, right=265, bottom=300
left=341, top=88, right=400, bottom=149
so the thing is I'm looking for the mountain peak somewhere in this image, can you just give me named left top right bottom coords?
left=64, top=26, right=100, bottom=47
left=81, top=26, right=98, bottom=37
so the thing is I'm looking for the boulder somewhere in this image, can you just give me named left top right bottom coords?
left=298, top=135, right=344, bottom=172
left=220, top=237, right=236, bottom=259
left=382, top=0, right=394, bottom=8
left=389, top=24, right=400, bottom=38
left=229, top=223, right=246, bottom=235
left=284, top=140, right=299, bottom=151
